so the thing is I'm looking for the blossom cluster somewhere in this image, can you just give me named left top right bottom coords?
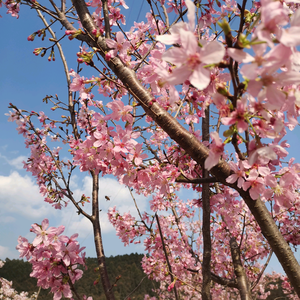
left=16, top=219, right=88, bottom=300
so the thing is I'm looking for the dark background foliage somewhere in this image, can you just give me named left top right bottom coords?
left=0, top=254, right=291, bottom=299
left=0, top=253, right=159, bottom=300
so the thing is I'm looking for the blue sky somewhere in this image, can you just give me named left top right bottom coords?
left=1, top=0, right=300, bottom=279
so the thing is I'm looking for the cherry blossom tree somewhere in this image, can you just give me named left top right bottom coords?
left=3, top=0, right=300, bottom=299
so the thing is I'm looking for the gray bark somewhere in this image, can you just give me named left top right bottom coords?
left=230, top=237, right=252, bottom=300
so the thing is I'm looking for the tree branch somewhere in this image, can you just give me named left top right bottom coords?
left=230, top=237, right=252, bottom=300
left=202, top=105, right=211, bottom=300
left=91, top=171, right=115, bottom=300
left=211, top=272, right=238, bottom=288
left=36, top=9, right=79, bottom=140
left=251, top=250, right=273, bottom=291
left=155, top=214, right=179, bottom=300
left=101, top=0, right=111, bottom=39
left=175, top=174, right=217, bottom=184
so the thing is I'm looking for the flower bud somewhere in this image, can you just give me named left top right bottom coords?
left=65, top=30, right=74, bottom=35
left=27, top=34, right=35, bottom=41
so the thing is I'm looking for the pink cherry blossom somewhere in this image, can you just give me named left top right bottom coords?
left=51, top=283, right=72, bottom=300
left=69, top=70, right=85, bottom=92
left=156, top=0, right=225, bottom=90
left=7, top=0, right=300, bottom=298
left=222, top=97, right=248, bottom=133
left=106, top=31, right=130, bottom=58
left=167, top=280, right=176, bottom=291
left=254, top=0, right=289, bottom=47
left=157, top=32, right=225, bottom=90
left=17, top=219, right=87, bottom=300
left=247, top=70, right=300, bottom=110
left=226, top=160, right=246, bottom=188
left=16, top=236, right=33, bottom=260
left=205, top=132, right=225, bottom=170
left=242, top=169, right=265, bottom=200
left=129, top=143, right=148, bottom=166
left=30, top=218, right=57, bottom=246
left=105, top=100, right=133, bottom=123
left=279, top=8, right=300, bottom=47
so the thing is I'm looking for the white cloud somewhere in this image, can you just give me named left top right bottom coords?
left=99, top=177, right=147, bottom=213
left=0, top=171, right=54, bottom=220
left=0, top=153, right=27, bottom=170
left=58, top=176, right=148, bottom=236
left=0, top=172, right=149, bottom=259
left=0, top=215, right=15, bottom=223
left=8, top=155, right=27, bottom=170
left=62, top=213, right=93, bottom=239
left=0, top=245, right=15, bottom=260
left=0, top=171, right=147, bottom=232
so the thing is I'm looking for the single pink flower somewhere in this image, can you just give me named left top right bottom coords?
left=52, top=283, right=72, bottom=300
left=254, top=0, right=289, bottom=46
left=226, top=160, right=246, bottom=188
left=248, top=146, right=277, bottom=166
left=205, top=132, right=224, bottom=170
left=158, top=32, right=225, bottom=90
left=242, top=169, right=265, bottom=200
left=30, top=218, right=57, bottom=246
left=248, top=70, right=300, bottom=110
left=168, top=280, right=176, bottom=291
left=106, top=31, right=130, bottom=58
left=69, top=70, right=85, bottom=92
left=16, top=236, right=32, bottom=260
left=279, top=8, right=300, bottom=47
left=156, top=0, right=225, bottom=90
left=222, top=97, right=248, bottom=133
left=129, top=143, right=148, bottom=166
left=105, top=100, right=133, bottom=123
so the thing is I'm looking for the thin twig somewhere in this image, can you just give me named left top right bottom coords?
left=175, top=174, right=217, bottom=184
left=36, top=9, right=79, bottom=140
left=155, top=214, right=179, bottom=300
left=123, top=274, right=152, bottom=300
left=161, top=3, right=169, bottom=28
left=251, top=250, right=273, bottom=291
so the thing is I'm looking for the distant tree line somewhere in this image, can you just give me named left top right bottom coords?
left=0, top=253, right=292, bottom=299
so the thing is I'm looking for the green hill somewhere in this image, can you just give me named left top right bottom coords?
left=1, top=255, right=290, bottom=299
left=0, top=253, right=159, bottom=300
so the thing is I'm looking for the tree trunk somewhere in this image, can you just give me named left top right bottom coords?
left=202, top=107, right=211, bottom=300
left=91, top=172, right=115, bottom=300
left=230, top=237, right=252, bottom=300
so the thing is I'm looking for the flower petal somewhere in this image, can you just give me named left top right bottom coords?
left=201, top=41, right=225, bottom=64
left=186, top=0, right=195, bottom=31
left=156, top=34, right=180, bottom=45
left=166, top=66, right=192, bottom=86
left=162, top=47, right=186, bottom=65
left=227, top=48, right=254, bottom=63
left=189, top=65, right=210, bottom=90
left=280, top=27, right=300, bottom=47
left=180, top=30, right=198, bottom=54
